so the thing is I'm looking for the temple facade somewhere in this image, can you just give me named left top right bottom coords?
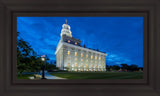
left=55, top=20, right=107, bottom=72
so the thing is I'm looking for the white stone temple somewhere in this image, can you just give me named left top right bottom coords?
left=55, top=20, right=107, bottom=72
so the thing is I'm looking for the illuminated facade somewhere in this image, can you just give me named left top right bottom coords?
left=55, top=20, right=107, bottom=72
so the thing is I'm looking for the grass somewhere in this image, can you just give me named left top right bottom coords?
left=50, top=72, right=143, bottom=79
left=17, top=74, right=34, bottom=79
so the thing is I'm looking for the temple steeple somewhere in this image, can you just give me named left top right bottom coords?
left=60, top=19, right=72, bottom=37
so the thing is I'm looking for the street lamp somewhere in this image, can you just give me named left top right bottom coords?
left=41, top=55, right=46, bottom=79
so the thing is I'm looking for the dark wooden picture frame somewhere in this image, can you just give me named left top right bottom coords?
left=0, top=0, right=160, bottom=96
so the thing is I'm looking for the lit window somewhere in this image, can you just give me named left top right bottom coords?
left=75, top=58, right=77, bottom=61
left=68, top=51, right=70, bottom=55
left=81, top=63, right=83, bottom=67
left=75, top=42, right=77, bottom=45
left=75, top=52, right=77, bottom=56
left=86, top=64, right=88, bottom=67
left=81, top=59, right=83, bottom=61
left=99, top=57, right=101, bottom=60
left=68, top=40, right=70, bottom=43
left=95, top=56, right=97, bottom=60
left=86, top=60, right=88, bottom=62
left=68, top=63, right=70, bottom=67
left=95, top=61, right=97, bottom=63
left=75, top=63, right=77, bottom=67
left=91, top=55, right=93, bottom=59
left=81, top=53, right=83, bottom=57
left=99, top=66, right=101, bottom=68
left=91, top=64, right=93, bottom=68
left=91, top=61, right=93, bottom=63
left=86, top=54, right=88, bottom=58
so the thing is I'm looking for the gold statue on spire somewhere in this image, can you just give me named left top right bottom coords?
left=65, top=19, right=67, bottom=24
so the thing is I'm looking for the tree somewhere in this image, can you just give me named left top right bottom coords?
left=129, top=64, right=138, bottom=71
left=120, top=64, right=129, bottom=71
left=112, top=65, right=120, bottom=70
left=106, top=65, right=110, bottom=71
left=46, top=61, right=59, bottom=72
left=17, top=32, right=42, bottom=74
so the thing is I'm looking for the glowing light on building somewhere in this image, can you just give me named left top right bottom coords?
left=55, top=20, right=107, bottom=72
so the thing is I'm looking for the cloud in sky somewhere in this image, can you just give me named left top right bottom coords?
left=17, top=17, right=143, bottom=67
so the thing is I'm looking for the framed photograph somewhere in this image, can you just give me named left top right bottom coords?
left=0, top=0, right=160, bottom=96
left=16, top=17, right=144, bottom=80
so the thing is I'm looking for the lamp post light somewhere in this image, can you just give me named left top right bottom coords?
left=41, top=55, right=46, bottom=79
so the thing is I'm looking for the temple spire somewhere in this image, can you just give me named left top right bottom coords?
left=60, top=19, right=72, bottom=37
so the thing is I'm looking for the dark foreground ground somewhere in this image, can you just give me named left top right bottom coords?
left=17, top=72, right=143, bottom=79
left=17, top=74, right=34, bottom=79
left=50, top=72, right=143, bottom=79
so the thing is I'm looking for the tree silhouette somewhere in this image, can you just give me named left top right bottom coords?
left=120, top=64, right=129, bottom=70
left=112, top=65, right=120, bottom=70
left=17, top=32, right=42, bottom=74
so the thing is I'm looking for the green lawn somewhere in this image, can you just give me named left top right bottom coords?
left=50, top=72, right=143, bottom=79
left=17, top=74, right=34, bottom=79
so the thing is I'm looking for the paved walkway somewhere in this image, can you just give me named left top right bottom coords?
left=29, top=72, right=67, bottom=80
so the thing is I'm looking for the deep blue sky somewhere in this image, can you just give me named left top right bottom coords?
left=17, top=17, right=143, bottom=67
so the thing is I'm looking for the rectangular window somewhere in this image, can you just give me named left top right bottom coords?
left=99, top=57, right=101, bottom=60
left=81, top=63, right=83, bottom=67
left=81, top=53, right=83, bottom=57
left=86, top=64, right=88, bottom=67
left=75, top=42, right=77, bottom=45
left=68, top=51, right=70, bottom=55
left=75, top=52, right=77, bottom=56
left=68, top=63, right=70, bottom=67
left=91, top=55, right=93, bottom=59
left=86, top=54, right=88, bottom=58
left=75, top=63, right=77, bottom=67
left=68, top=40, right=70, bottom=43
left=95, top=56, right=97, bottom=60
left=81, top=59, right=83, bottom=61
left=86, top=60, right=88, bottom=62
